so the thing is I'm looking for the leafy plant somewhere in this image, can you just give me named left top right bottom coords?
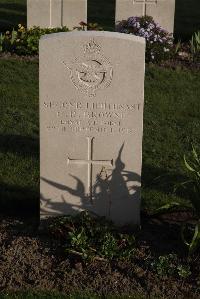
left=74, top=21, right=104, bottom=31
left=151, top=254, right=177, bottom=276
left=0, top=33, right=4, bottom=52
left=0, top=24, right=70, bottom=55
left=155, top=145, right=200, bottom=255
left=116, top=15, right=174, bottom=63
left=183, top=146, right=200, bottom=217
left=177, top=264, right=191, bottom=278
left=0, top=22, right=104, bottom=56
left=180, top=146, right=200, bottom=255
left=99, top=232, right=118, bottom=259
left=49, top=211, right=136, bottom=262
left=151, top=254, right=191, bottom=278
left=190, top=31, right=200, bottom=62
left=174, top=39, right=182, bottom=55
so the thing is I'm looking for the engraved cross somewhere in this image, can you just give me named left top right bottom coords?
left=67, top=137, right=113, bottom=199
left=133, top=0, right=158, bottom=16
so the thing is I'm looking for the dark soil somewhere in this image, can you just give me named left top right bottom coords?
left=0, top=213, right=200, bottom=298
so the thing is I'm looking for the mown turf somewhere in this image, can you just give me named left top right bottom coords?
left=142, top=65, right=200, bottom=211
left=0, top=59, right=39, bottom=216
left=0, top=59, right=200, bottom=216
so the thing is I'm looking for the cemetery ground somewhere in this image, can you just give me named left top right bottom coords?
left=0, top=58, right=200, bottom=299
left=0, top=1, right=200, bottom=299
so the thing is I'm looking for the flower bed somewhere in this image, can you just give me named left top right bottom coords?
left=116, top=16, right=174, bottom=63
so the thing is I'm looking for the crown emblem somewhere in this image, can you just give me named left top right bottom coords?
left=83, top=39, right=101, bottom=54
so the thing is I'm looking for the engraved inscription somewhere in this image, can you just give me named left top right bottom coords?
left=67, top=137, right=113, bottom=199
left=133, top=0, right=158, bottom=16
left=43, top=100, right=142, bottom=134
left=64, top=39, right=113, bottom=96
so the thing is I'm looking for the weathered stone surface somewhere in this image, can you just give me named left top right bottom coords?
left=27, top=0, right=87, bottom=29
left=115, top=0, right=176, bottom=33
left=40, top=31, right=145, bottom=225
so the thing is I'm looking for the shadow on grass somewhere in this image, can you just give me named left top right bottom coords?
left=174, top=0, right=200, bottom=40
left=0, top=182, right=39, bottom=219
left=0, top=134, right=39, bottom=157
left=0, top=134, right=39, bottom=219
left=0, top=2, right=26, bottom=31
left=0, top=136, right=191, bottom=220
left=142, top=164, right=188, bottom=194
left=0, top=2, right=26, bottom=11
left=88, top=0, right=115, bottom=31
left=142, top=164, right=194, bottom=209
left=0, top=164, right=190, bottom=221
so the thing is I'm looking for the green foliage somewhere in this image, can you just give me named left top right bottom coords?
left=181, top=146, right=200, bottom=254
left=183, top=145, right=200, bottom=217
left=181, top=222, right=200, bottom=256
left=174, top=40, right=182, bottom=55
left=180, top=146, right=200, bottom=255
left=190, top=31, right=200, bottom=62
left=0, top=33, right=4, bottom=51
left=0, top=22, right=104, bottom=56
left=155, top=146, right=200, bottom=255
left=177, top=264, right=192, bottom=279
left=0, top=24, right=69, bottom=55
left=150, top=254, right=191, bottom=278
left=48, top=211, right=136, bottom=261
left=87, top=22, right=104, bottom=31
left=74, top=21, right=104, bottom=31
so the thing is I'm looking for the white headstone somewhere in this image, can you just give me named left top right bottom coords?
left=27, top=0, right=87, bottom=29
left=115, top=0, right=176, bottom=33
left=40, top=31, right=145, bottom=225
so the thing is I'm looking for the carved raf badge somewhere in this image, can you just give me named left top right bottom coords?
left=64, top=39, right=113, bottom=96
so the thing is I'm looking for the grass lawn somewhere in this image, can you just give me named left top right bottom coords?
left=0, top=59, right=39, bottom=216
left=0, top=59, right=200, bottom=216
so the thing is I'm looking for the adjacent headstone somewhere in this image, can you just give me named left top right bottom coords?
left=115, top=0, right=176, bottom=33
left=27, top=0, right=87, bottom=29
left=40, top=31, right=145, bottom=225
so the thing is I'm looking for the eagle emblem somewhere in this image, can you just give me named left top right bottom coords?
left=64, top=39, right=113, bottom=97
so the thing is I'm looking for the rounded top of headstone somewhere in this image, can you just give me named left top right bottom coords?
left=40, top=30, right=145, bottom=45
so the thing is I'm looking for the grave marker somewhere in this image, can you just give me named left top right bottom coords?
left=115, top=0, right=176, bottom=33
left=40, top=31, right=145, bottom=225
left=27, top=0, right=87, bottom=29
